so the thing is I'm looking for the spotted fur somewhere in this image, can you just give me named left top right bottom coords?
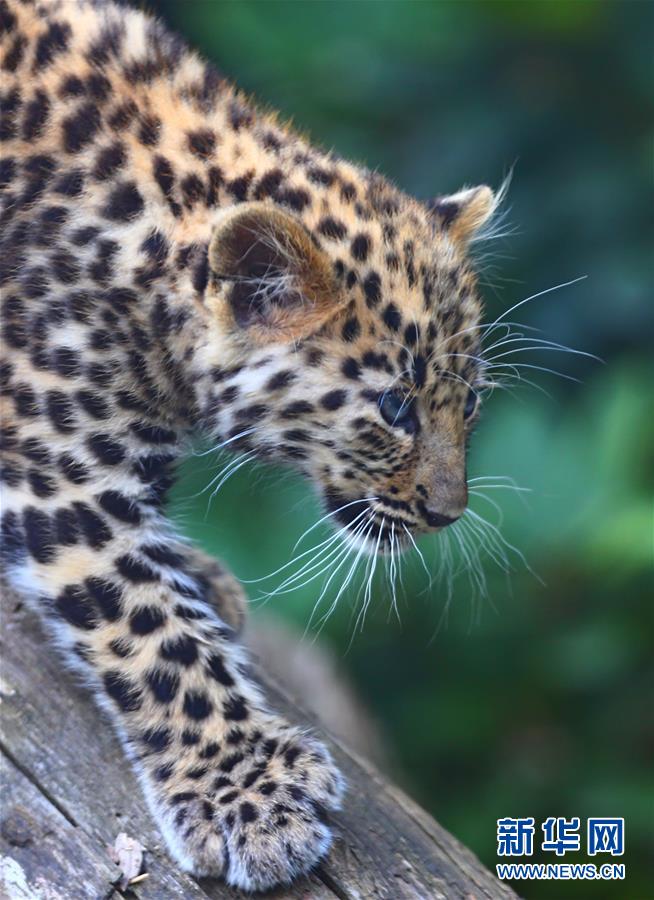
left=0, top=0, right=499, bottom=890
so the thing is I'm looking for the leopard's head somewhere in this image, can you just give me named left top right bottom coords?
left=197, top=181, right=498, bottom=551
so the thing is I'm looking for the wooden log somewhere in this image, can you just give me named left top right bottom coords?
left=0, top=586, right=516, bottom=899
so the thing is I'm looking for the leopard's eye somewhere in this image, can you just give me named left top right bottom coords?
left=379, top=390, right=416, bottom=432
left=463, top=388, right=479, bottom=420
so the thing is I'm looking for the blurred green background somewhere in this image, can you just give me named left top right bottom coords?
left=151, top=1, right=653, bottom=896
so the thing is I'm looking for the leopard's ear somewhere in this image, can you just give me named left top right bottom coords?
left=206, top=202, right=342, bottom=343
left=428, top=185, right=496, bottom=243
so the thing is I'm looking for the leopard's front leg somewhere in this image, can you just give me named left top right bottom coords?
left=183, top=544, right=248, bottom=636
left=3, top=480, right=343, bottom=891
left=115, top=563, right=344, bottom=889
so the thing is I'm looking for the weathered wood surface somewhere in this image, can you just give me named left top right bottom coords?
left=0, top=586, right=516, bottom=900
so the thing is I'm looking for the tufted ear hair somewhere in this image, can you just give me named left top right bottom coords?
left=427, top=185, right=496, bottom=243
left=206, top=202, right=342, bottom=343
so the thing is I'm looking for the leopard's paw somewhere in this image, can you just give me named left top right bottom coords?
left=157, top=725, right=344, bottom=891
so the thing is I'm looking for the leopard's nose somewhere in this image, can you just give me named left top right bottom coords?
left=417, top=501, right=462, bottom=529
left=420, top=506, right=461, bottom=528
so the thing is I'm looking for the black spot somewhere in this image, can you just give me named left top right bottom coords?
left=129, top=604, right=166, bottom=635
left=307, top=167, right=334, bottom=187
left=219, top=790, right=239, bottom=807
left=262, top=130, right=282, bottom=151
left=155, top=762, right=175, bottom=782
left=318, top=217, right=346, bottom=240
left=86, top=73, right=111, bottom=102
left=0, top=2, right=17, bottom=37
left=321, top=389, right=347, bottom=411
left=53, top=168, right=84, bottom=197
left=132, top=451, right=173, bottom=486
left=404, top=323, right=420, bottom=346
left=351, top=233, right=371, bottom=261
left=2, top=33, right=26, bottom=73
left=0, top=88, right=20, bottom=142
left=240, top=801, right=258, bottom=823
left=97, top=490, right=141, bottom=524
left=253, top=168, right=283, bottom=200
left=87, top=361, right=115, bottom=386
left=382, top=302, right=402, bottom=332
left=223, top=694, right=248, bottom=721
left=206, top=653, right=235, bottom=687
left=34, top=21, right=71, bottom=71
left=59, top=75, right=85, bottom=97
left=265, top=370, right=296, bottom=391
left=86, top=577, right=123, bottom=621
left=191, top=249, right=208, bottom=293
left=23, top=507, right=55, bottom=564
left=414, top=354, right=427, bottom=389
left=73, top=502, right=112, bottom=549
left=146, top=667, right=179, bottom=703
left=59, top=453, right=89, bottom=484
left=110, top=641, right=136, bottom=663
left=280, top=400, right=313, bottom=418
left=87, top=433, right=126, bottom=466
left=53, top=347, right=81, bottom=378
left=103, top=670, right=142, bottom=712
left=363, top=272, right=381, bottom=307
left=76, top=390, right=110, bottom=419
left=284, top=746, right=301, bottom=767
left=138, top=114, right=160, bottom=146
left=117, top=555, right=159, bottom=584
left=103, top=180, right=144, bottom=222
left=160, top=634, right=198, bottom=666
left=28, top=469, right=57, bottom=499
left=340, top=181, right=356, bottom=202
left=341, top=357, right=361, bottom=380
left=241, top=765, right=264, bottom=788
left=141, top=230, right=169, bottom=264
left=62, top=103, right=101, bottom=153
left=153, top=154, right=180, bottom=216
left=181, top=729, right=201, bottom=746
left=22, top=90, right=49, bottom=141
left=33, top=204, right=68, bottom=245
left=21, top=438, right=51, bottom=465
left=276, top=187, right=310, bottom=212
left=1, top=511, right=25, bottom=564
left=219, top=752, right=244, bottom=773
left=206, top=164, right=223, bottom=205
left=0, top=156, right=16, bottom=189
left=361, top=350, right=386, bottom=371
left=108, top=99, right=137, bottom=131
left=181, top=173, right=204, bottom=207
left=174, top=808, right=188, bottom=828
left=200, top=741, right=221, bottom=760
left=342, top=316, right=360, bottom=342
left=71, top=225, right=99, bottom=246
left=55, top=584, right=97, bottom=630
left=141, top=726, right=171, bottom=753
left=130, top=422, right=177, bottom=444
left=1, top=461, right=22, bottom=488
left=187, top=128, right=216, bottom=159
left=140, top=543, right=184, bottom=567
left=93, top=141, right=126, bottom=180
left=227, top=174, right=251, bottom=202
left=50, top=249, right=79, bottom=284
left=229, top=98, right=253, bottom=130
left=183, top=690, right=213, bottom=721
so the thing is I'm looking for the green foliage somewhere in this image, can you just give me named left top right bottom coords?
left=157, top=1, right=652, bottom=895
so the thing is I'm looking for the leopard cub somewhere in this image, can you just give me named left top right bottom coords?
left=0, top=0, right=499, bottom=889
